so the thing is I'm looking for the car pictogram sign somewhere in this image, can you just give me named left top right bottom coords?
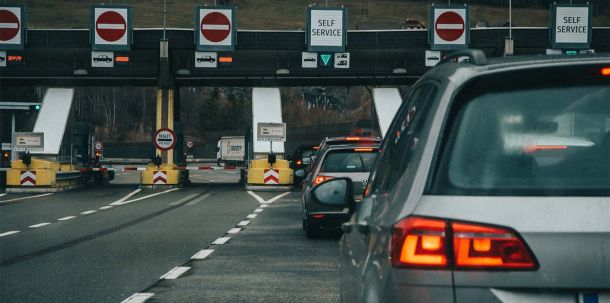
left=0, top=6, right=25, bottom=49
left=429, top=6, right=469, bottom=50
left=91, top=6, right=132, bottom=50
left=196, top=6, right=236, bottom=51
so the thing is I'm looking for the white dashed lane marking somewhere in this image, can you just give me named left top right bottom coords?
left=254, top=208, right=263, bottom=213
left=99, top=206, right=113, bottom=210
left=247, top=214, right=257, bottom=219
left=227, top=228, right=242, bottom=234
left=237, top=220, right=250, bottom=226
left=0, top=231, right=20, bottom=237
left=121, top=293, right=154, bottom=303
left=58, top=216, right=76, bottom=221
left=81, top=210, right=97, bottom=215
left=191, top=249, right=214, bottom=260
left=160, top=266, right=191, bottom=280
left=212, top=237, right=231, bottom=245
left=29, top=223, right=51, bottom=228
left=260, top=204, right=269, bottom=208
left=0, top=193, right=54, bottom=204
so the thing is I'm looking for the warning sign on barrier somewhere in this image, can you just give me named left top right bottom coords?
left=20, top=170, right=36, bottom=186
left=263, top=169, right=279, bottom=185
left=153, top=170, right=167, bottom=185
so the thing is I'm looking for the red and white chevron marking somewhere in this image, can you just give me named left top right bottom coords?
left=153, top=171, right=167, bottom=185
left=20, top=171, right=37, bottom=186
left=263, top=169, right=280, bottom=185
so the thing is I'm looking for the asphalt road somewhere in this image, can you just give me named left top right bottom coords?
left=0, top=171, right=340, bottom=303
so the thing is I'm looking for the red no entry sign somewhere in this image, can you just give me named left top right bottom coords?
left=0, top=9, right=20, bottom=42
left=96, top=11, right=126, bottom=42
left=201, top=12, right=231, bottom=43
left=435, top=11, right=465, bottom=42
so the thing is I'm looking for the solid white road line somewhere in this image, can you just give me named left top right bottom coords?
left=0, top=193, right=54, bottom=204
left=212, top=237, right=231, bottom=245
left=29, top=223, right=51, bottom=228
left=247, top=214, right=257, bottom=219
left=254, top=208, right=263, bottom=213
left=99, top=205, right=113, bottom=210
left=81, top=210, right=97, bottom=215
left=168, top=194, right=199, bottom=206
left=191, top=249, right=214, bottom=260
left=247, top=191, right=266, bottom=204
left=237, top=220, right=250, bottom=226
left=227, top=228, right=242, bottom=234
left=266, top=192, right=291, bottom=204
left=58, top=216, right=76, bottom=221
left=185, top=193, right=211, bottom=206
left=160, top=266, right=191, bottom=280
left=114, top=188, right=179, bottom=206
left=121, top=293, right=154, bottom=303
left=109, top=189, right=142, bottom=206
left=0, top=231, right=20, bottom=237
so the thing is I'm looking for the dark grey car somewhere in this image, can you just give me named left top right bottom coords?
left=311, top=51, right=610, bottom=302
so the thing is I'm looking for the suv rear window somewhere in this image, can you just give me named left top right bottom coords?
left=320, top=150, right=378, bottom=173
left=431, top=66, right=610, bottom=196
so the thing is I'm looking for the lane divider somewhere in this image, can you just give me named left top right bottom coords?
left=111, top=188, right=178, bottom=206
left=227, top=228, right=242, bottom=234
left=191, top=249, right=214, bottom=260
left=237, top=220, right=250, bottom=226
left=121, top=293, right=155, bottom=303
left=0, top=231, right=20, bottom=237
left=160, top=266, right=191, bottom=280
left=29, top=223, right=51, bottom=228
left=81, top=210, right=97, bottom=215
left=212, top=237, right=231, bottom=245
left=58, top=216, right=76, bottom=221
left=247, top=214, right=257, bottom=219
left=254, top=208, right=263, bottom=213
left=109, top=189, right=142, bottom=206
left=0, top=193, right=54, bottom=205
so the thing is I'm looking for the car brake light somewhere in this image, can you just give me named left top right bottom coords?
left=346, top=137, right=361, bottom=141
left=313, top=146, right=319, bottom=150
left=452, top=222, right=537, bottom=269
left=392, top=216, right=537, bottom=270
left=313, top=175, right=333, bottom=185
left=296, top=159, right=303, bottom=165
left=602, top=67, right=610, bottom=76
left=392, top=217, right=448, bottom=268
left=354, top=148, right=374, bottom=152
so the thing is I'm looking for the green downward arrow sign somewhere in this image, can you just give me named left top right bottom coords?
left=320, top=54, right=332, bottom=66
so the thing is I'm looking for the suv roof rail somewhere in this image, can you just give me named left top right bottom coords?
left=441, top=49, right=488, bottom=66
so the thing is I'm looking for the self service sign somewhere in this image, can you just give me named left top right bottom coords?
left=306, top=7, right=347, bottom=52
left=550, top=3, right=592, bottom=49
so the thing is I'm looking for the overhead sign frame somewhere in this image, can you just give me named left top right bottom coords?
left=12, top=132, right=44, bottom=152
left=257, top=122, right=286, bottom=142
left=0, top=5, right=26, bottom=50
left=549, top=3, right=592, bottom=50
left=195, top=6, right=237, bottom=52
left=306, top=7, right=348, bottom=52
left=428, top=5, right=470, bottom=51
left=90, top=5, right=133, bottom=51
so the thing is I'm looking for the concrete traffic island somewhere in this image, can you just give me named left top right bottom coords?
left=140, top=163, right=184, bottom=188
left=6, top=159, right=84, bottom=193
left=245, top=158, right=293, bottom=191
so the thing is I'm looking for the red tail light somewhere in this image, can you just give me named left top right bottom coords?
left=392, top=217, right=448, bottom=268
left=392, top=216, right=537, bottom=270
left=602, top=67, right=610, bottom=76
left=453, top=222, right=537, bottom=269
left=313, top=175, right=333, bottom=185
left=296, top=159, right=303, bottom=165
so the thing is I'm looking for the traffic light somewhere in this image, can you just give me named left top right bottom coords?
left=29, top=104, right=41, bottom=111
left=94, top=151, right=102, bottom=163
left=1, top=150, right=9, bottom=167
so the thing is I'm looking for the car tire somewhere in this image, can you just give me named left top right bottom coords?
left=305, top=219, right=318, bottom=239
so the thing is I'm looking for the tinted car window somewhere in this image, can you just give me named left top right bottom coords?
left=320, top=150, right=378, bottom=173
left=431, top=82, right=610, bottom=196
left=368, top=83, right=437, bottom=194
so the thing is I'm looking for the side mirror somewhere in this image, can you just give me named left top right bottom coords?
left=312, top=177, right=355, bottom=210
left=295, top=169, right=305, bottom=177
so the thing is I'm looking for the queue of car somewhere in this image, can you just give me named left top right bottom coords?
left=297, top=51, right=610, bottom=303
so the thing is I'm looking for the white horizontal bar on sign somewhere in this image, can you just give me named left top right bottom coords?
left=97, top=23, right=126, bottom=30
left=0, top=23, right=19, bottom=29
left=201, top=24, right=230, bottom=30
left=436, top=24, right=464, bottom=29
left=160, top=266, right=190, bottom=280
left=191, top=249, right=214, bottom=260
left=121, top=293, right=154, bottom=303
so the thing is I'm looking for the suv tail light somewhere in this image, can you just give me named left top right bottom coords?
left=313, top=175, right=333, bottom=185
left=392, top=216, right=538, bottom=270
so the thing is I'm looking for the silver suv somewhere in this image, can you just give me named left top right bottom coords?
left=311, top=51, right=610, bottom=302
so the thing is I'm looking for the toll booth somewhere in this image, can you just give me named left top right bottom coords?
left=5, top=89, right=110, bottom=191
